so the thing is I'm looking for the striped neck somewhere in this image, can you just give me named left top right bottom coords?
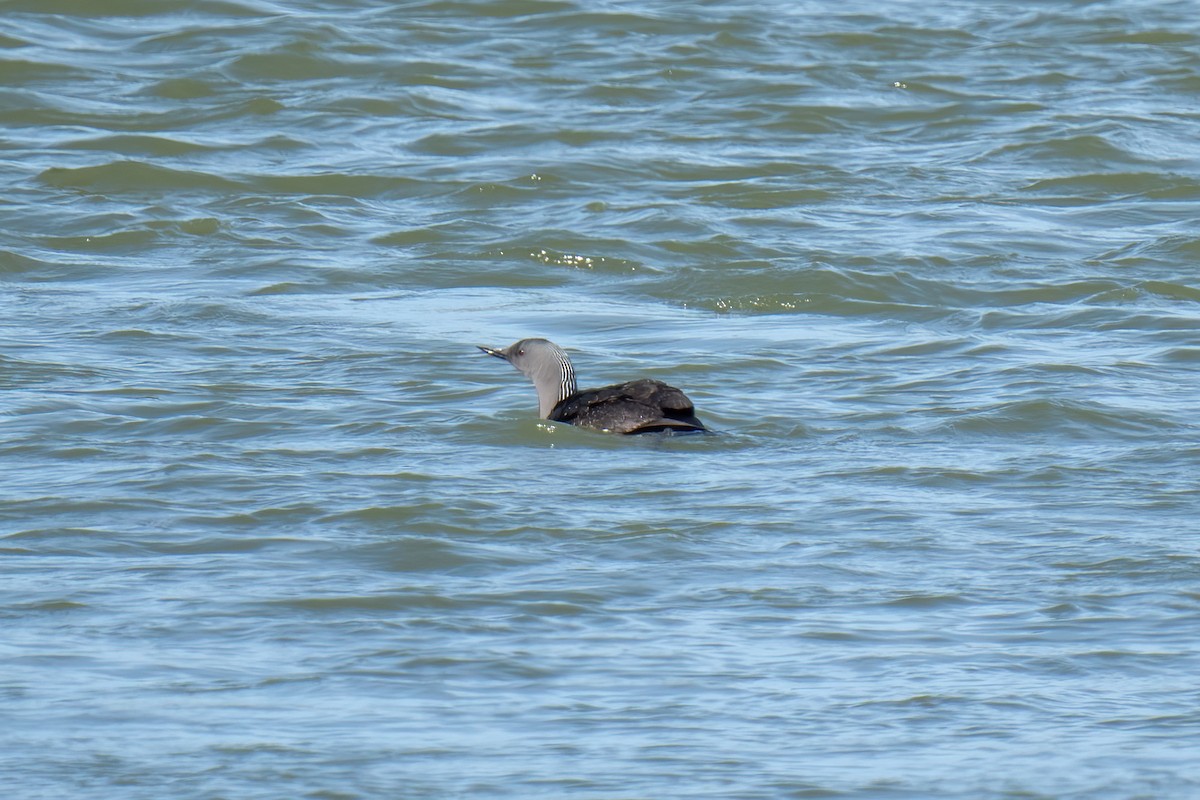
left=533, top=346, right=577, bottom=417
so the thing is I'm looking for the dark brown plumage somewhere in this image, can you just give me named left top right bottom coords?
left=548, top=378, right=706, bottom=434
left=477, top=338, right=707, bottom=435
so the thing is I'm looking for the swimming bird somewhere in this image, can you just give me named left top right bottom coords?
left=477, top=338, right=707, bottom=434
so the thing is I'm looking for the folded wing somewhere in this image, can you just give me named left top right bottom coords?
left=550, top=379, right=707, bottom=434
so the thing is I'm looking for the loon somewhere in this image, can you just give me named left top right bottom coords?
left=477, top=338, right=707, bottom=434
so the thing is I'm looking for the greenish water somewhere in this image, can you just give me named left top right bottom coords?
left=3, top=1, right=1199, bottom=798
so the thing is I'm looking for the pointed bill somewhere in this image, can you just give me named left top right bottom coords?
left=477, top=345, right=508, bottom=360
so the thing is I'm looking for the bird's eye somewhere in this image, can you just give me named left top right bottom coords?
left=518, top=349, right=525, bottom=356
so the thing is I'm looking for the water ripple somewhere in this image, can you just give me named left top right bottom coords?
left=4, top=1, right=1200, bottom=798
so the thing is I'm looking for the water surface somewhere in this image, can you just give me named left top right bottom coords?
left=3, top=1, right=1200, bottom=798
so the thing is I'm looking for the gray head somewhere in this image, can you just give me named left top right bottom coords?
left=477, top=338, right=577, bottom=418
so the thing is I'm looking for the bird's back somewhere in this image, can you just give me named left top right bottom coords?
left=550, top=379, right=707, bottom=434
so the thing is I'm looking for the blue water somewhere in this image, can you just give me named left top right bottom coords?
left=3, top=1, right=1200, bottom=797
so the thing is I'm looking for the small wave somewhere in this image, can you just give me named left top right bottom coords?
left=1021, top=172, right=1200, bottom=201
left=698, top=292, right=948, bottom=321
left=982, top=133, right=1148, bottom=167
left=59, top=133, right=214, bottom=157
left=39, top=160, right=239, bottom=192
left=944, top=398, right=1180, bottom=438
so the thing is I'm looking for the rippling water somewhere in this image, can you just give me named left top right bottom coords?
left=3, top=1, right=1200, bottom=797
